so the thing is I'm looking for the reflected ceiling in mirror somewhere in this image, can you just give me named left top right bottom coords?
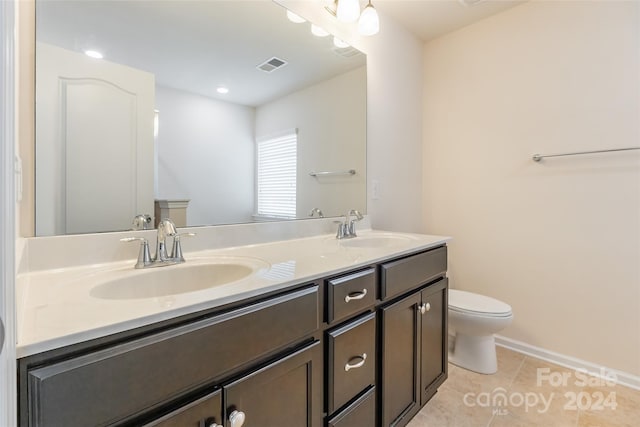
left=35, top=0, right=367, bottom=236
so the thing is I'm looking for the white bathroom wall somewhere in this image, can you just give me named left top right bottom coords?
left=279, top=1, right=425, bottom=232
left=422, top=0, right=640, bottom=376
left=155, top=86, right=255, bottom=225
left=255, top=67, right=366, bottom=219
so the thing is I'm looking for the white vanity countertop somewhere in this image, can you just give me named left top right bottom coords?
left=16, top=230, right=450, bottom=358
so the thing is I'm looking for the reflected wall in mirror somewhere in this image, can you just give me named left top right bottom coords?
left=35, top=0, right=366, bottom=236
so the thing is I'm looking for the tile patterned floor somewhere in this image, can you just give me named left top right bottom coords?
left=407, top=346, right=640, bottom=427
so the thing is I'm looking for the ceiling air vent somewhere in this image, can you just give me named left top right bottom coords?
left=257, top=57, right=288, bottom=73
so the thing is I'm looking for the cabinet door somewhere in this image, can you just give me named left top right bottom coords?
left=379, top=291, right=421, bottom=427
left=420, top=278, right=448, bottom=406
left=223, top=341, right=322, bottom=427
left=143, top=390, right=222, bottom=427
left=25, top=286, right=318, bottom=427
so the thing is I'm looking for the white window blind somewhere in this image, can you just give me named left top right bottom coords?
left=256, top=130, right=297, bottom=219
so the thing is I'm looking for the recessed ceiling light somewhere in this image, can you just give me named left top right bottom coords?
left=286, top=10, right=306, bottom=23
left=311, top=24, right=330, bottom=37
left=216, top=86, right=229, bottom=94
left=84, top=50, right=103, bottom=59
left=333, top=37, right=350, bottom=49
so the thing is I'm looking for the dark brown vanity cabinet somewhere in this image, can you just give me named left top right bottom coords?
left=19, top=245, right=449, bottom=427
left=379, top=249, right=448, bottom=427
left=19, top=286, right=321, bottom=427
left=143, top=340, right=322, bottom=427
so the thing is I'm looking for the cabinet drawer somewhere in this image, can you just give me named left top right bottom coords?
left=26, top=286, right=319, bottom=427
left=327, top=313, right=376, bottom=414
left=380, top=247, right=447, bottom=301
left=327, top=386, right=375, bottom=427
left=327, top=268, right=376, bottom=324
left=143, top=390, right=221, bottom=427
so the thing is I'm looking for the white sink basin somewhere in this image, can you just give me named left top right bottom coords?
left=338, top=234, right=413, bottom=248
left=90, top=259, right=265, bottom=300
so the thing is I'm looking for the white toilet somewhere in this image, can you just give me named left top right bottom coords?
left=448, top=289, right=513, bottom=374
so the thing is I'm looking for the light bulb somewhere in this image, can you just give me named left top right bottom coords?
left=336, top=0, right=360, bottom=23
left=311, top=24, right=330, bottom=37
left=333, top=37, right=350, bottom=48
left=358, top=3, right=379, bottom=36
left=84, top=50, right=103, bottom=59
left=286, top=10, right=306, bottom=23
left=216, top=86, right=229, bottom=94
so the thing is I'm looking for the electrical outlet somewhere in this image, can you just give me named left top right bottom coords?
left=372, top=179, right=380, bottom=200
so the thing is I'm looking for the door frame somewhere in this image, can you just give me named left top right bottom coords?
left=0, top=0, right=18, bottom=425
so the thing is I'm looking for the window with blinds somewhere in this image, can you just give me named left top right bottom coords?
left=256, top=130, right=297, bottom=219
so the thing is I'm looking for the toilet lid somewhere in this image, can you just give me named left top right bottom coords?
left=449, top=289, right=512, bottom=316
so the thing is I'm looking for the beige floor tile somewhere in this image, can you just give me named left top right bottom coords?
left=489, top=410, right=577, bottom=427
left=406, top=347, right=640, bottom=427
left=495, top=345, right=526, bottom=382
left=442, top=363, right=508, bottom=396
left=506, top=357, right=581, bottom=426
left=511, top=357, right=583, bottom=393
left=576, top=383, right=640, bottom=427
left=411, top=388, right=494, bottom=427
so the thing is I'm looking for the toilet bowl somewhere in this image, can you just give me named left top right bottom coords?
left=448, top=289, right=513, bottom=374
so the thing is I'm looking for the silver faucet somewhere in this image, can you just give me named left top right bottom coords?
left=309, top=207, right=324, bottom=218
left=335, top=209, right=364, bottom=239
left=131, top=214, right=152, bottom=230
left=121, top=218, right=196, bottom=268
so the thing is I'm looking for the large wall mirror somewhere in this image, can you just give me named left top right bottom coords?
left=35, top=0, right=367, bottom=236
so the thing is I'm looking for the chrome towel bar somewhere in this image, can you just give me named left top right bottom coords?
left=309, top=169, right=356, bottom=177
left=532, top=147, right=640, bottom=162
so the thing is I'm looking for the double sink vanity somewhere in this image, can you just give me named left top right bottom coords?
left=16, top=223, right=450, bottom=427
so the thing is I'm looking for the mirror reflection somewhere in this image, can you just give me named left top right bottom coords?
left=35, top=0, right=367, bottom=236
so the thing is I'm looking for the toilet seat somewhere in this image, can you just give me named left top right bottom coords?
left=449, top=289, right=512, bottom=318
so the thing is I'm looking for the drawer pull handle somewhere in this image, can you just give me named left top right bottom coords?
left=345, top=353, right=367, bottom=371
left=345, top=289, right=367, bottom=303
left=419, top=302, right=431, bottom=314
left=229, top=410, right=246, bottom=427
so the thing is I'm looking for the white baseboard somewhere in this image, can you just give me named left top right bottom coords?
left=495, top=335, right=640, bottom=391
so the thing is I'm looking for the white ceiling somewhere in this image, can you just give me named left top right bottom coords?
left=375, top=0, right=526, bottom=42
left=36, top=1, right=524, bottom=106
left=36, top=0, right=366, bottom=107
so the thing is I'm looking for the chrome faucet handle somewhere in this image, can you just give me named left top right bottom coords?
left=171, top=232, right=196, bottom=262
left=120, top=237, right=152, bottom=269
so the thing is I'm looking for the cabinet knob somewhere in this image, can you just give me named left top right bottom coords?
left=344, top=288, right=367, bottom=303
left=229, top=410, right=246, bottom=427
left=419, top=302, right=431, bottom=314
left=344, top=353, right=367, bottom=371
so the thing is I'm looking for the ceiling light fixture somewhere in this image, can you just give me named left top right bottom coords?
left=286, top=10, right=306, bottom=23
left=336, top=0, right=360, bottom=23
left=333, top=37, right=350, bottom=48
left=358, top=1, right=380, bottom=36
left=326, top=0, right=380, bottom=36
left=84, top=49, right=103, bottom=59
left=216, top=86, right=229, bottom=94
left=311, top=24, right=330, bottom=37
